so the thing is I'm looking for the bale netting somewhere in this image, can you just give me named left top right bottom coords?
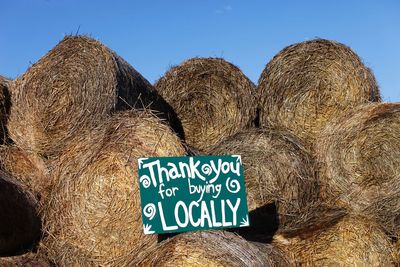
left=128, top=230, right=293, bottom=266
left=42, top=110, right=186, bottom=266
left=208, top=128, right=323, bottom=239
left=155, top=57, right=257, bottom=152
left=0, top=76, right=11, bottom=144
left=0, top=253, right=55, bottom=267
left=8, top=35, right=183, bottom=158
left=316, top=103, right=400, bottom=236
left=258, top=39, right=381, bottom=147
left=273, top=215, right=396, bottom=266
left=0, top=145, right=50, bottom=203
left=0, top=170, right=41, bottom=256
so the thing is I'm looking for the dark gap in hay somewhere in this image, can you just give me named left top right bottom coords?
left=229, top=203, right=278, bottom=243
left=113, top=55, right=185, bottom=140
left=158, top=232, right=179, bottom=243
left=0, top=76, right=11, bottom=145
left=0, top=171, right=41, bottom=256
left=253, top=107, right=260, bottom=128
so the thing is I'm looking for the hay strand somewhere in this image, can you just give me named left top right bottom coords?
left=155, top=57, right=257, bottom=152
left=258, top=39, right=381, bottom=147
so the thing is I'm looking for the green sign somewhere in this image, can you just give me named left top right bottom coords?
left=137, top=155, right=249, bottom=234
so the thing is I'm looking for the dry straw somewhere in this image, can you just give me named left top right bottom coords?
left=0, top=253, right=54, bottom=267
left=0, top=76, right=11, bottom=144
left=0, top=170, right=41, bottom=255
left=273, top=215, right=396, bottom=266
left=0, top=145, right=50, bottom=203
left=258, top=39, right=381, bottom=147
left=155, top=57, right=257, bottom=152
left=209, top=128, right=326, bottom=237
left=316, top=103, right=400, bottom=236
left=42, top=110, right=185, bottom=266
left=128, top=230, right=292, bottom=266
left=8, top=35, right=182, bottom=158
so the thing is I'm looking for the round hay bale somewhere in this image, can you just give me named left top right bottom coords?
left=128, top=230, right=292, bottom=266
left=316, top=103, right=400, bottom=236
left=8, top=35, right=183, bottom=158
left=258, top=39, right=381, bottom=147
left=0, top=145, right=50, bottom=203
left=0, top=76, right=11, bottom=144
left=42, top=110, right=186, bottom=266
left=273, top=215, right=396, bottom=266
left=0, top=253, right=55, bottom=267
left=155, top=57, right=257, bottom=152
left=208, top=128, right=322, bottom=238
left=0, top=170, right=41, bottom=256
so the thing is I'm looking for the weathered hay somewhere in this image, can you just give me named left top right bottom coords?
left=0, top=253, right=55, bottom=267
left=155, top=57, right=257, bottom=152
left=8, top=35, right=183, bottom=158
left=258, top=39, right=381, bottom=147
left=209, top=128, right=324, bottom=237
left=0, top=76, right=11, bottom=144
left=316, top=103, right=400, bottom=236
left=0, top=145, right=49, bottom=202
left=128, top=230, right=292, bottom=266
left=273, top=215, right=396, bottom=266
left=42, top=110, right=186, bottom=266
left=0, top=170, right=41, bottom=256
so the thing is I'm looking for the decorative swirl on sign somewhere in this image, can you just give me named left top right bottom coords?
left=143, top=203, right=156, bottom=220
left=226, top=177, right=240, bottom=193
left=201, top=164, right=212, bottom=176
left=139, top=175, right=151, bottom=188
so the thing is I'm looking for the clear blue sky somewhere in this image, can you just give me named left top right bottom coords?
left=1, top=1, right=399, bottom=101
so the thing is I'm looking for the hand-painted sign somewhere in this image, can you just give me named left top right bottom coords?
left=138, top=155, right=249, bottom=234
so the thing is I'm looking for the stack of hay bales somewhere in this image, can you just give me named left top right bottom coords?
left=1, top=35, right=399, bottom=266
left=155, top=57, right=257, bottom=152
left=258, top=39, right=381, bottom=148
left=128, top=231, right=293, bottom=266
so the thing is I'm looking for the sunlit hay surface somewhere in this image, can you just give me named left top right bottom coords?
left=316, top=103, right=400, bottom=236
left=208, top=128, right=324, bottom=236
left=42, top=110, right=186, bottom=266
left=155, top=57, right=257, bottom=152
left=258, top=39, right=381, bottom=148
left=0, top=145, right=50, bottom=204
left=273, top=215, right=396, bottom=266
left=129, top=230, right=292, bottom=266
left=8, top=35, right=182, bottom=158
left=0, top=170, right=41, bottom=256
